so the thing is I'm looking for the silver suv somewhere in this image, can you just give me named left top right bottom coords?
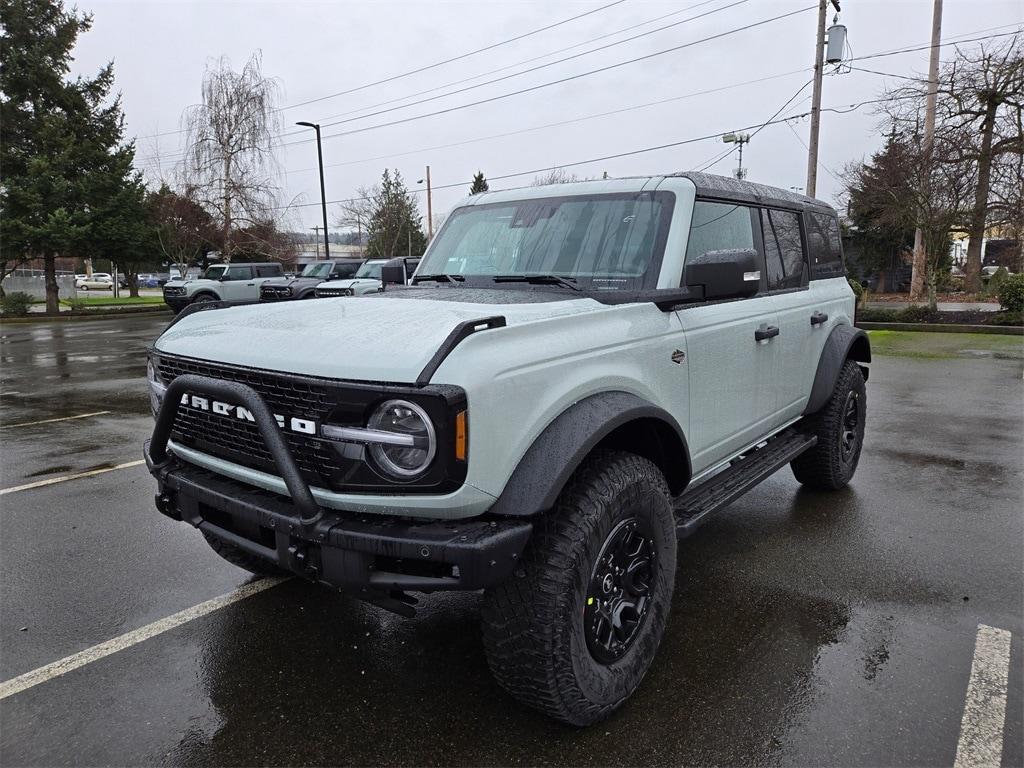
left=162, top=262, right=283, bottom=312
left=144, top=172, right=869, bottom=725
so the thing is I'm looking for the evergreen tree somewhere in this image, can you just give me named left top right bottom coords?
left=366, top=169, right=427, bottom=258
left=469, top=171, right=489, bottom=195
left=1, top=0, right=147, bottom=310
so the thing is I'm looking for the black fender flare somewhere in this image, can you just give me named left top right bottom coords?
left=488, top=392, right=691, bottom=518
left=804, top=324, right=871, bottom=415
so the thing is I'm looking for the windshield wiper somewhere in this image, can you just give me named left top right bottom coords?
left=412, top=274, right=465, bottom=284
left=492, top=274, right=580, bottom=291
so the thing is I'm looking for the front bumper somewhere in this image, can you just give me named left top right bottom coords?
left=163, top=294, right=189, bottom=312
left=144, top=374, right=531, bottom=611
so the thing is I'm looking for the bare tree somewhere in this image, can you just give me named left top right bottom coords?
left=333, top=186, right=375, bottom=246
left=532, top=167, right=583, bottom=186
left=882, top=35, right=1023, bottom=292
left=181, top=52, right=284, bottom=261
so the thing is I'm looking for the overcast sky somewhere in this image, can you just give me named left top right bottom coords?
left=67, top=0, right=1022, bottom=233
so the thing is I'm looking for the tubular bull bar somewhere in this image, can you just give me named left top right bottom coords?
left=144, top=374, right=531, bottom=615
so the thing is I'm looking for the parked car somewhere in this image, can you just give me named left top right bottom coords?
left=259, top=259, right=365, bottom=301
left=161, top=262, right=284, bottom=312
left=75, top=275, right=114, bottom=291
left=312, top=258, right=416, bottom=297
left=144, top=172, right=868, bottom=725
left=119, top=273, right=162, bottom=289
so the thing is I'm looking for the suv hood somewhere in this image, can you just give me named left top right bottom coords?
left=261, top=276, right=320, bottom=288
left=317, top=277, right=381, bottom=290
left=155, top=293, right=606, bottom=383
left=164, top=278, right=216, bottom=289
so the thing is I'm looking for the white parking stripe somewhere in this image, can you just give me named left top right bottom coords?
left=0, top=577, right=287, bottom=701
left=3, top=411, right=111, bottom=429
left=0, top=459, right=146, bottom=495
left=954, top=624, right=1012, bottom=768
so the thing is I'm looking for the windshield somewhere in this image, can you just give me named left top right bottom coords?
left=201, top=265, right=226, bottom=280
left=355, top=261, right=386, bottom=279
left=301, top=262, right=334, bottom=278
left=416, top=192, right=673, bottom=290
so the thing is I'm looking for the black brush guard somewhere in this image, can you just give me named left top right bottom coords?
left=144, top=375, right=531, bottom=616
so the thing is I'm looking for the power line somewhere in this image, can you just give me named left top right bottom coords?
left=135, top=3, right=813, bottom=167
left=281, top=94, right=920, bottom=211
left=303, top=0, right=740, bottom=127
left=280, top=0, right=633, bottom=112
left=133, top=0, right=629, bottom=141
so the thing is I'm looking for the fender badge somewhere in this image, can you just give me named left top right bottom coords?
left=671, top=349, right=686, bottom=364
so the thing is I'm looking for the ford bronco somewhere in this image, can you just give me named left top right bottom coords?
left=259, top=258, right=365, bottom=301
left=144, top=172, right=869, bottom=725
left=162, top=262, right=283, bottom=312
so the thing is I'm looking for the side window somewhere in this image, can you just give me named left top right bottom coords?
left=762, top=209, right=807, bottom=290
left=255, top=265, right=280, bottom=277
left=805, top=212, right=844, bottom=278
left=332, top=263, right=359, bottom=279
left=225, top=266, right=253, bottom=281
left=684, top=201, right=755, bottom=267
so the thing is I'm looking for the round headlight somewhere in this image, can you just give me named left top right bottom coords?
left=367, top=399, right=436, bottom=478
left=342, top=288, right=354, bottom=296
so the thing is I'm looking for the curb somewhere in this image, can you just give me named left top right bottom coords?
left=1, top=308, right=172, bottom=324
left=859, top=322, right=1023, bottom=336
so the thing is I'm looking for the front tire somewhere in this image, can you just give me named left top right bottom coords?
left=791, top=359, right=867, bottom=490
left=481, top=450, right=677, bottom=726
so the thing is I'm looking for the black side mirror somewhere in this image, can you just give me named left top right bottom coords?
left=380, top=258, right=407, bottom=289
left=683, top=248, right=760, bottom=300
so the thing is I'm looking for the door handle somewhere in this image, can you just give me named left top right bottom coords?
left=755, top=325, right=780, bottom=342
left=810, top=311, right=828, bottom=326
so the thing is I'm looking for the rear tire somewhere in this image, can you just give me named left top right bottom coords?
left=791, top=359, right=866, bottom=490
left=481, top=450, right=676, bottom=726
left=201, top=531, right=283, bottom=576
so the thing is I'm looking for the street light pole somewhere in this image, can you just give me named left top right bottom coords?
left=296, top=121, right=330, bottom=260
left=418, top=166, right=434, bottom=239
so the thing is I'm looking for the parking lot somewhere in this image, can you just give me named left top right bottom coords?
left=1, top=315, right=1021, bottom=766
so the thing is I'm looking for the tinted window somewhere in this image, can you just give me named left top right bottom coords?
left=762, top=209, right=806, bottom=290
left=684, top=201, right=754, bottom=266
left=331, top=263, right=360, bottom=279
left=255, top=265, right=281, bottom=277
left=805, top=212, right=844, bottom=278
left=224, top=266, right=253, bottom=281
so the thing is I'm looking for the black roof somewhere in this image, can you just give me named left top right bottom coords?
left=669, top=171, right=835, bottom=213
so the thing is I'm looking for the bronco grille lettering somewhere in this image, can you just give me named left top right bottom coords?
left=180, top=393, right=317, bottom=435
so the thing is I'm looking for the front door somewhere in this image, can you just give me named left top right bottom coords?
left=221, top=265, right=255, bottom=300
left=675, top=200, right=780, bottom=473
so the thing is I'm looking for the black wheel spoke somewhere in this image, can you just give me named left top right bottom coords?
left=584, top=518, right=657, bottom=664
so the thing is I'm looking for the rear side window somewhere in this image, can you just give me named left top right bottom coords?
left=804, top=212, right=844, bottom=279
left=255, top=265, right=281, bottom=277
left=224, top=265, right=253, bottom=280
left=684, top=201, right=754, bottom=264
left=761, top=209, right=807, bottom=290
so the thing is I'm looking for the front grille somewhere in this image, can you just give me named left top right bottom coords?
left=260, top=286, right=292, bottom=300
left=315, top=288, right=349, bottom=297
left=157, top=356, right=342, bottom=489
left=163, top=287, right=186, bottom=296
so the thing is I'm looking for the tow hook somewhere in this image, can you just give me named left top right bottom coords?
left=287, top=543, right=320, bottom=580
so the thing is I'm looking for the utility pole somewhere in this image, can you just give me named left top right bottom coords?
left=805, top=0, right=840, bottom=198
left=419, top=167, right=434, bottom=239
left=910, top=0, right=943, bottom=301
left=722, top=133, right=751, bottom=179
left=312, top=225, right=321, bottom=260
left=296, top=121, right=331, bottom=260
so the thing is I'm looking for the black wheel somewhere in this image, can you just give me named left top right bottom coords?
left=791, top=359, right=867, bottom=490
left=191, top=293, right=216, bottom=304
left=201, top=531, right=283, bottom=576
left=481, top=450, right=677, bottom=726
left=80, top=285, right=89, bottom=291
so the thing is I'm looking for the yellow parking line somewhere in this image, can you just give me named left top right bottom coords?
left=3, top=411, right=111, bottom=429
left=0, top=460, right=146, bottom=495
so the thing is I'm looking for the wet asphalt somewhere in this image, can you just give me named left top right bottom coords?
left=0, top=315, right=1021, bottom=767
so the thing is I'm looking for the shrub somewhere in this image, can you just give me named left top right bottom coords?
left=997, top=273, right=1024, bottom=313
left=847, top=278, right=864, bottom=303
left=983, top=310, right=1023, bottom=327
left=986, top=266, right=1009, bottom=296
left=897, top=304, right=933, bottom=323
left=64, top=297, right=87, bottom=312
left=856, top=307, right=899, bottom=323
left=0, top=292, right=34, bottom=316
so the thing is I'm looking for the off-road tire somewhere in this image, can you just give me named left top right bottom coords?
left=791, top=359, right=866, bottom=490
left=481, top=450, right=677, bottom=726
left=191, top=292, right=217, bottom=304
left=202, top=531, right=283, bottom=576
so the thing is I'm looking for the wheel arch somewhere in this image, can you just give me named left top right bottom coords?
left=804, top=324, right=871, bottom=416
left=191, top=289, right=222, bottom=301
left=487, top=391, right=691, bottom=518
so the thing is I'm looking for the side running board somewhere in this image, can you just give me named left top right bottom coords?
left=674, top=430, right=817, bottom=539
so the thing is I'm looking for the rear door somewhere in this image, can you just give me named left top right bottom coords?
left=675, top=199, right=780, bottom=472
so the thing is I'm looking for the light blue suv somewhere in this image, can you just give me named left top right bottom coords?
left=144, top=172, right=869, bottom=725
